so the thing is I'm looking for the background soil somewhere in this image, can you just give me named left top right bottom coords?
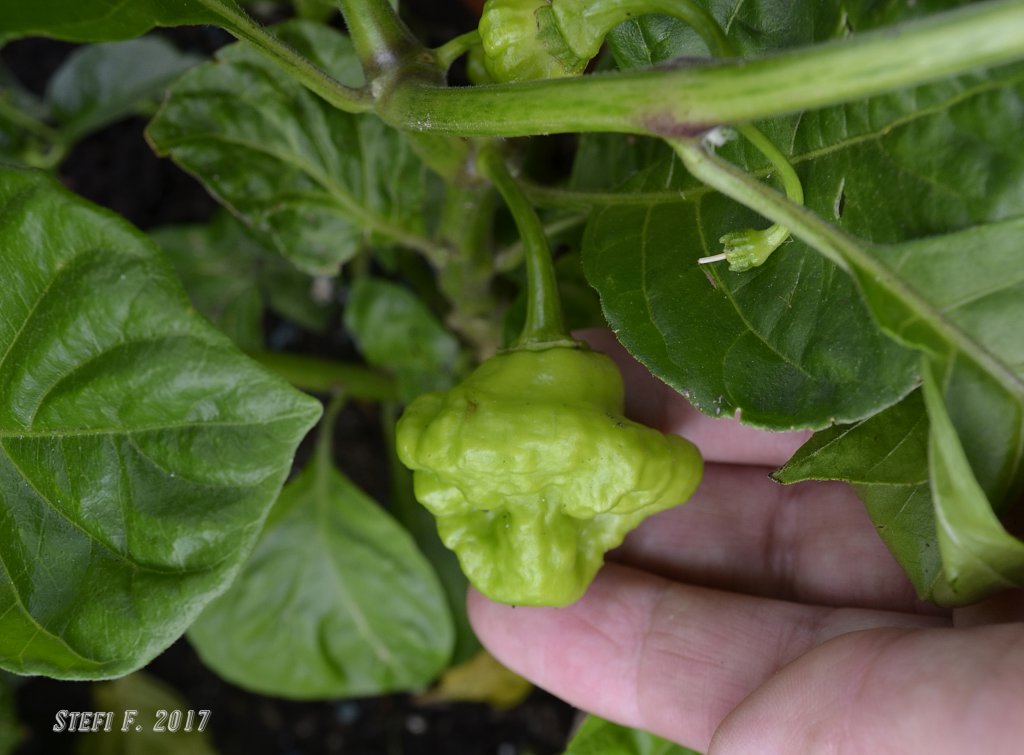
left=1, top=4, right=579, bottom=752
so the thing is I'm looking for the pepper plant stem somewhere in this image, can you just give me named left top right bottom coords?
left=335, top=0, right=427, bottom=79
left=669, top=137, right=1023, bottom=401
left=476, top=145, right=570, bottom=349
left=378, top=0, right=1024, bottom=136
left=192, top=0, right=372, bottom=112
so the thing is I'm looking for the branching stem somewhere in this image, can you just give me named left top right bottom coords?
left=193, top=0, right=372, bottom=112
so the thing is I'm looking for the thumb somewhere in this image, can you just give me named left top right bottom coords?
left=710, top=623, right=1024, bottom=754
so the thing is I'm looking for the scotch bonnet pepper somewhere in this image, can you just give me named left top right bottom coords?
left=396, top=345, right=702, bottom=607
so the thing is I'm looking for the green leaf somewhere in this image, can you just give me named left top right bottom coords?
left=147, top=21, right=436, bottom=276
left=344, top=278, right=460, bottom=402
left=582, top=168, right=917, bottom=429
left=776, top=392, right=946, bottom=600
left=0, top=0, right=216, bottom=43
left=46, top=38, right=201, bottom=145
left=0, top=166, right=321, bottom=678
left=83, top=672, right=219, bottom=755
left=563, top=715, right=701, bottom=755
left=187, top=419, right=453, bottom=699
left=582, top=2, right=1024, bottom=429
left=769, top=208, right=1024, bottom=604
left=868, top=219, right=1024, bottom=511
left=923, top=362, right=1024, bottom=601
left=151, top=212, right=331, bottom=350
left=775, top=390, right=929, bottom=486
left=852, top=218, right=1024, bottom=602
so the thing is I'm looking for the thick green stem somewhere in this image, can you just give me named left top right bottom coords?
left=379, top=0, right=1024, bottom=137
left=193, top=0, right=371, bottom=113
left=336, top=0, right=427, bottom=80
left=477, top=145, right=571, bottom=349
left=593, top=0, right=804, bottom=269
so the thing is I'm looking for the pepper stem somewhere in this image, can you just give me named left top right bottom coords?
left=553, top=0, right=805, bottom=270
left=476, top=144, right=572, bottom=350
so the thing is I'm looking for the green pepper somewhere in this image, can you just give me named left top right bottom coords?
left=478, top=0, right=586, bottom=82
left=396, top=345, right=702, bottom=607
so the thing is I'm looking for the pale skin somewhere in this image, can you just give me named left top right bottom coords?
left=468, top=330, right=1024, bottom=754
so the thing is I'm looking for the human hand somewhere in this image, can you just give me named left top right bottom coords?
left=468, top=331, right=1024, bottom=754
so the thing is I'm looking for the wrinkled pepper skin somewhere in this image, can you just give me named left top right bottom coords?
left=396, top=347, right=702, bottom=606
left=478, top=0, right=586, bottom=82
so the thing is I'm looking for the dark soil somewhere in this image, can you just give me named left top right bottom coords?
left=2, top=10, right=578, bottom=753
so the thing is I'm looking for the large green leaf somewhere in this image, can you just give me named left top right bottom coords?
left=563, top=716, right=700, bottom=755
left=187, top=417, right=453, bottom=699
left=0, top=167, right=321, bottom=678
left=582, top=0, right=1024, bottom=429
left=869, top=219, right=1024, bottom=511
left=147, top=21, right=434, bottom=276
left=854, top=219, right=1024, bottom=602
left=151, top=212, right=332, bottom=350
left=0, top=0, right=216, bottom=42
left=768, top=212, right=1024, bottom=603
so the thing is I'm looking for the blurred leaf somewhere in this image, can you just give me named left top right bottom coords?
left=0, top=0, right=216, bottom=43
left=0, top=673, right=23, bottom=754
left=582, top=0, right=1024, bottom=430
left=152, top=212, right=332, bottom=349
left=0, top=166, right=321, bottom=677
left=419, top=650, right=531, bottom=710
left=0, top=64, right=59, bottom=167
left=147, top=21, right=436, bottom=276
left=563, top=716, right=700, bottom=755
left=344, top=278, right=460, bottom=402
left=188, top=414, right=453, bottom=699
left=83, top=672, right=218, bottom=755
left=46, top=38, right=200, bottom=144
